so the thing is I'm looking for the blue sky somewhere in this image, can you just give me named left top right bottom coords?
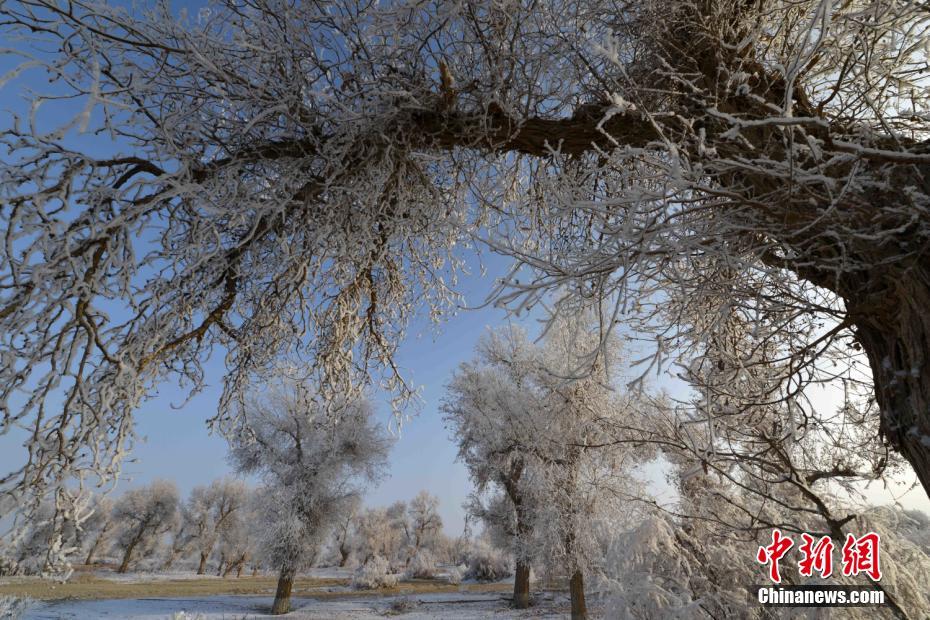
left=117, top=254, right=527, bottom=536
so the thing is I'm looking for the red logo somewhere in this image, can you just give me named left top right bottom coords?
left=756, top=529, right=794, bottom=583
left=798, top=534, right=834, bottom=578
left=757, top=531, right=881, bottom=583
left=841, top=533, right=882, bottom=581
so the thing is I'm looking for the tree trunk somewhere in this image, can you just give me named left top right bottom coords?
left=197, top=552, right=208, bottom=575
left=338, top=544, right=350, bottom=567
left=271, top=566, right=295, bottom=615
left=513, top=560, right=531, bottom=609
left=569, top=569, right=587, bottom=620
left=852, top=273, right=930, bottom=499
left=85, top=538, right=101, bottom=566
left=503, top=458, right=532, bottom=609
left=216, top=553, right=226, bottom=577
left=162, top=552, right=177, bottom=571
left=117, top=539, right=138, bottom=574
left=236, top=563, right=244, bottom=578
left=224, top=555, right=245, bottom=578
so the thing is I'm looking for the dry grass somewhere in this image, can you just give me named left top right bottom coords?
left=0, top=573, right=513, bottom=601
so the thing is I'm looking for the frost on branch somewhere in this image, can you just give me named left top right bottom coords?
left=352, top=555, right=399, bottom=590
left=111, top=480, right=180, bottom=574
left=4, top=0, right=930, bottom=575
left=444, top=313, right=657, bottom=613
left=227, top=378, right=390, bottom=613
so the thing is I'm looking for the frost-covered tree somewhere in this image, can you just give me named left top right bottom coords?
left=80, top=495, right=114, bottom=566
left=618, top=297, right=921, bottom=616
left=14, top=500, right=83, bottom=575
left=111, top=480, right=179, bottom=573
left=404, top=491, right=443, bottom=564
left=331, top=496, right=361, bottom=568
left=178, top=479, right=249, bottom=575
left=347, top=494, right=446, bottom=573
left=5, top=0, right=930, bottom=571
left=443, top=327, right=544, bottom=608
left=161, top=517, right=193, bottom=572
left=228, top=380, right=391, bottom=615
left=351, top=502, right=409, bottom=568
left=215, top=493, right=258, bottom=578
left=445, top=320, right=651, bottom=618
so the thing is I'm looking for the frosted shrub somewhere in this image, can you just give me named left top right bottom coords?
left=352, top=555, right=399, bottom=589
left=602, top=514, right=766, bottom=620
left=602, top=516, right=703, bottom=620
left=465, top=541, right=512, bottom=582
left=445, top=564, right=464, bottom=585
left=404, top=549, right=437, bottom=579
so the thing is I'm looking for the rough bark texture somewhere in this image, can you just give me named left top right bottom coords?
left=513, top=561, right=531, bottom=609
left=852, top=269, right=930, bottom=496
left=271, top=566, right=295, bottom=615
left=502, top=458, right=533, bottom=609
left=569, top=570, right=587, bottom=620
left=197, top=552, right=208, bottom=575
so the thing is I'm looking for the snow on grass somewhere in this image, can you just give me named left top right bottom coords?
left=21, top=592, right=570, bottom=619
left=87, top=571, right=227, bottom=583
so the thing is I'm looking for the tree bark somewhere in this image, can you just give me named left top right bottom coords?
left=513, top=560, right=531, bottom=609
left=117, top=539, right=138, bottom=574
left=197, top=552, right=208, bottom=575
left=502, top=458, right=533, bottom=609
left=338, top=544, right=350, bottom=567
left=223, top=555, right=245, bottom=578
left=85, top=537, right=102, bottom=566
left=853, top=272, right=930, bottom=497
left=271, top=565, right=295, bottom=615
left=569, top=570, right=587, bottom=620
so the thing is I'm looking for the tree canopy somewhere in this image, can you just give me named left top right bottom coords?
left=2, top=0, right=929, bottom=569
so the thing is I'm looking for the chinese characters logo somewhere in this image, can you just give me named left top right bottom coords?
left=757, top=530, right=881, bottom=583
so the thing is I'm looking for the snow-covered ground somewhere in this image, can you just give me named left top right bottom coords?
left=19, top=592, right=570, bottom=619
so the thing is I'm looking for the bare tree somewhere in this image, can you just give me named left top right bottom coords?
left=228, top=379, right=391, bottom=615
left=111, top=480, right=179, bottom=574
left=4, top=0, right=930, bottom=570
